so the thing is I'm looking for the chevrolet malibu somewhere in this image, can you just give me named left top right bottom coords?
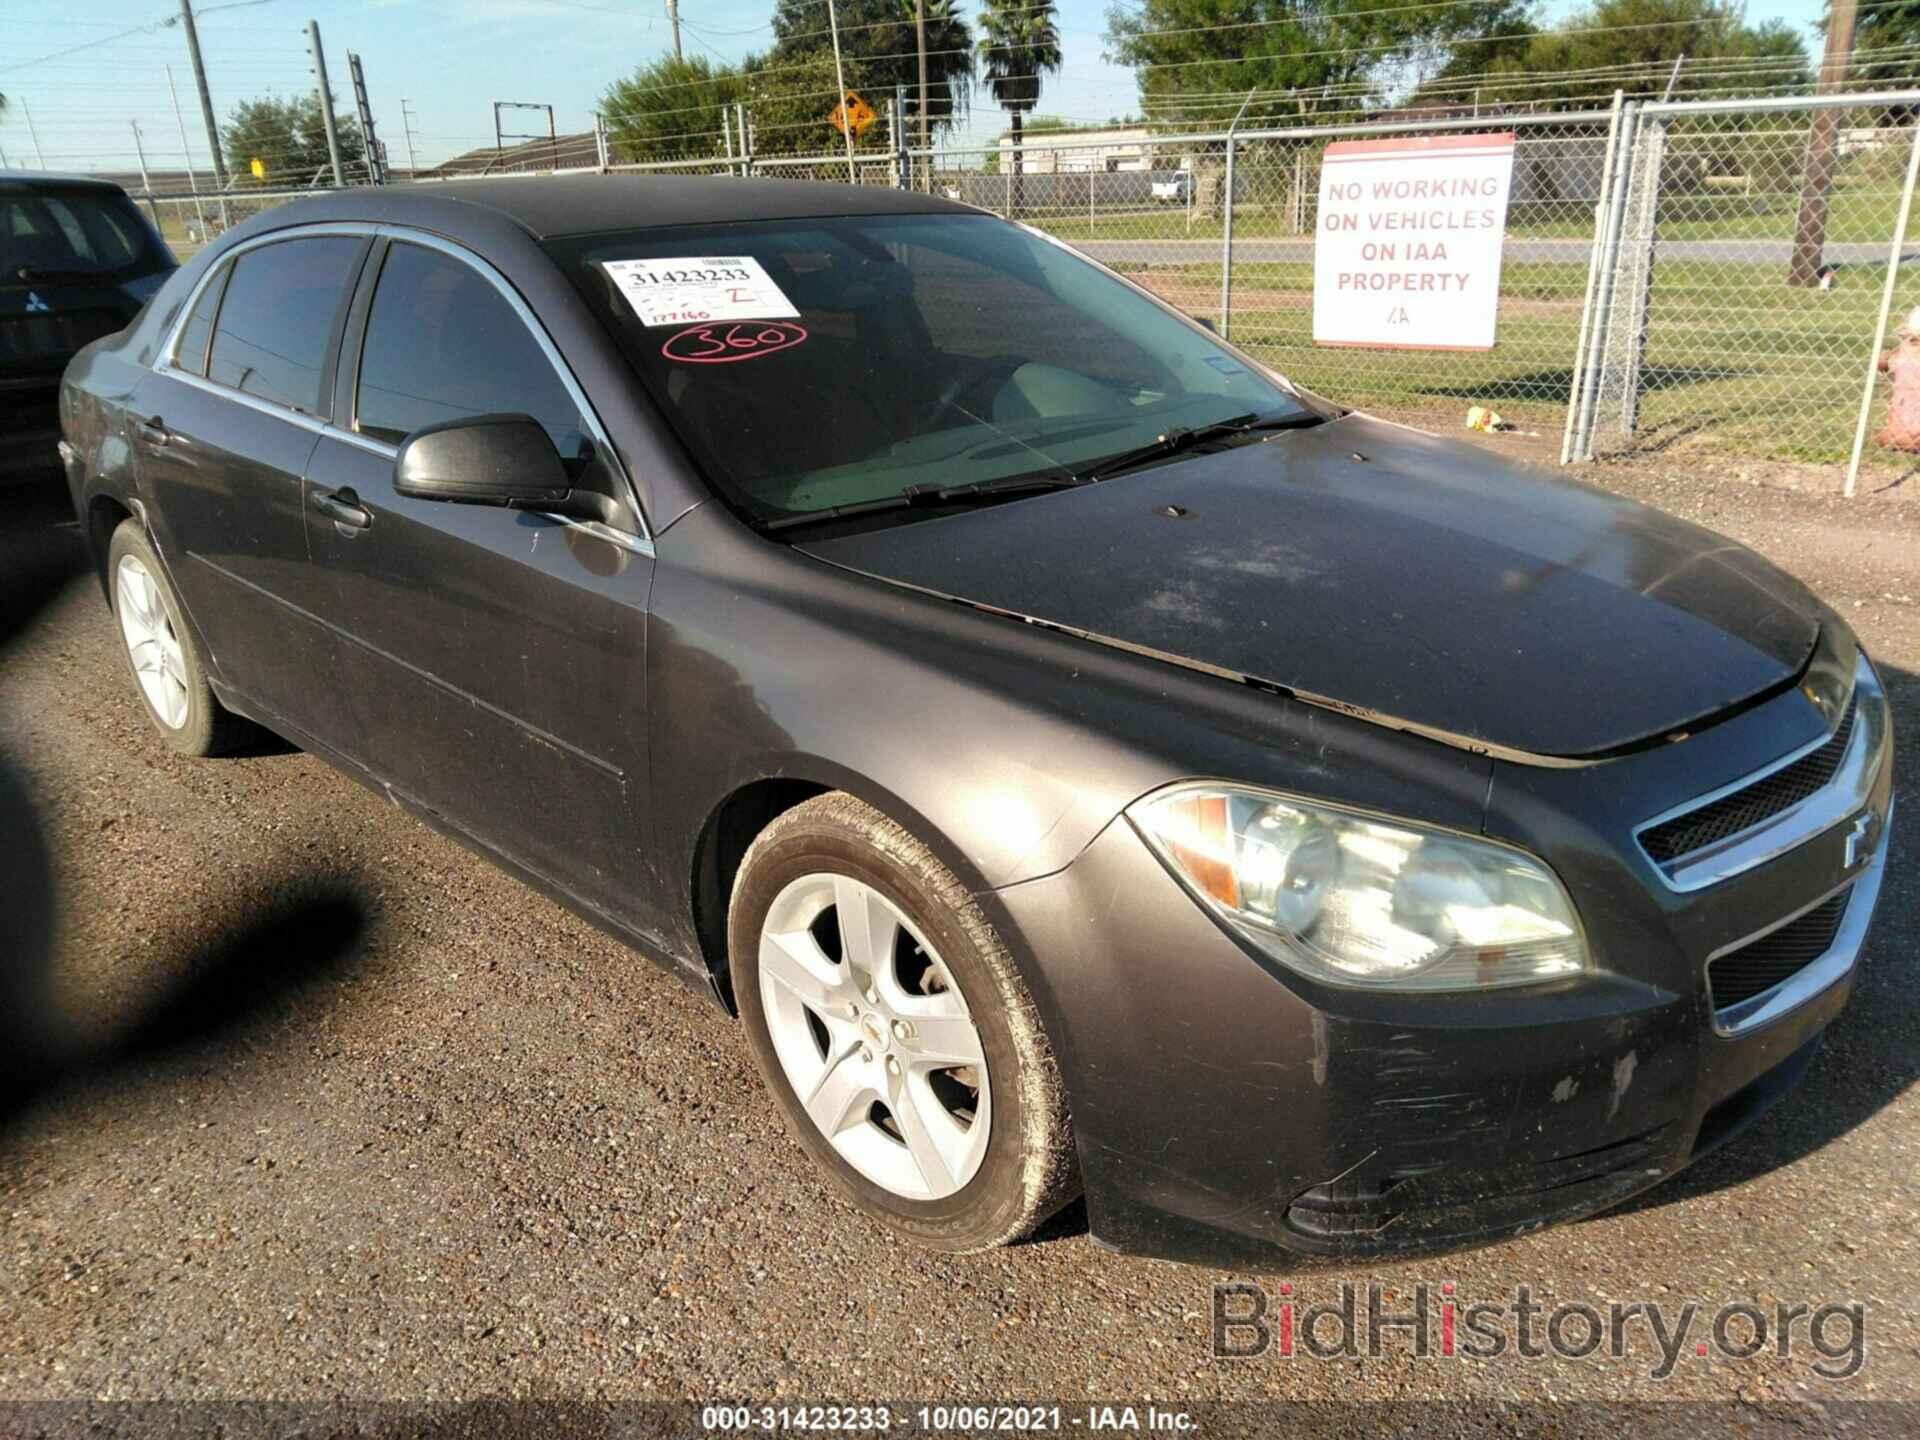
left=59, top=178, right=1893, bottom=1264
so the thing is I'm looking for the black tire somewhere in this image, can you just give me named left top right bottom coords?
left=730, top=792, right=1079, bottom=1252
left=106, top=519, right=250, bottom=757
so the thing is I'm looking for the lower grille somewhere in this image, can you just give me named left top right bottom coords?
left=1709, top=890, right=1850, bottom=1011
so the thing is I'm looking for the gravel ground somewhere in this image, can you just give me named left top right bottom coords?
left=0, top=454, right=1916, bottom=1417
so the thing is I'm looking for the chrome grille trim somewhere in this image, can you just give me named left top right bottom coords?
left=1636, top=654, right=1890, bottom=892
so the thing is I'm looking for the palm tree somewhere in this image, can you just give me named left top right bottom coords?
left=977, top=0, right=1061, bottom=199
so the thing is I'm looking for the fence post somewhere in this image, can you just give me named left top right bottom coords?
left=1220, top=134, right=1237, bottom=339
left=737, top=103, right=754, bottom=177
left=1845, top=120, right=1920, bottom=497
left=1615, top=112, right=1667, bottom=437
left=1570, top=100, right=1641, bottom=462
left=1562, top=92, right=1626, bottom=464
left=893, top=85, right=910, bottom=189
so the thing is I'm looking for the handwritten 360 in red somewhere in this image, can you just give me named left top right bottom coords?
left=662, top=321, right=809, bottom=364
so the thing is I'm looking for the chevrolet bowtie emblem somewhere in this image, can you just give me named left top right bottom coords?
left=1843, top=811, right=1878, bottom=870
left=24, top=292, right=50, bottom=314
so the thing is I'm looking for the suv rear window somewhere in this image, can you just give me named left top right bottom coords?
left=2, top=190, right=159, bottom=278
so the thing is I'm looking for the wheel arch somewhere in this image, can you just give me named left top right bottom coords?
left=684, top=758, right=1045, bottom=1016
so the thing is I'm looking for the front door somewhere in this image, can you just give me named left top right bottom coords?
left=131, top=233, right=369, bottom=748
left=304, top=237, right=656, bottom=933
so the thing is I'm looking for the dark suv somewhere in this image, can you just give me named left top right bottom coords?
left=3, top=172, right=175, bottom=479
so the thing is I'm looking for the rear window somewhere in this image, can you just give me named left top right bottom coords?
left=207, top=236, right=364, bottom=417
left=2, top=190, right=159, bottom=278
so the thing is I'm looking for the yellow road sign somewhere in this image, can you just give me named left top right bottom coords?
left=249, top=156, right=266, bottom=179
left=830, top=90, right=877, bottom=138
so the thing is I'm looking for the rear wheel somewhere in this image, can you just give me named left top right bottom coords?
left=730, top=793, right=1078, bottom=1251
left=107, top=520, right=248, bottom=757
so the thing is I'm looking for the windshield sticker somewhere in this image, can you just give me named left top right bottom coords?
left=601, top=256, right=800, bottom=328
left=1202, top=355, right=1246, bottom=375
left=662, top=321, right=809, bottom=364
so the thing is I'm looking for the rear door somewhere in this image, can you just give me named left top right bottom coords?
left=303, top=234, right=656, bottom=931
left=130, top=231, right=370, bottom=746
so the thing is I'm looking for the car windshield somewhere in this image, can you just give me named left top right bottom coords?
left=548, top=212, right=1318, bottom=526
left=2, top=189, right=160, bottom=279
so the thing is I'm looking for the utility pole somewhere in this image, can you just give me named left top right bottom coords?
left=177, top=0, right=230, bottom=190
left=915, top=0, right=929, bottom=155
left=307, top=18, right=346, bottom=187
left=400, top=98, right=420, bottom=179
left=826, top=0, right=856, bottom=182
left=21, top=100, right=46, bottom=168
left=1789, top=0, right=1857, bottom=286
left=166, top=66, right=209, bottom=238
left=131, top=121, right=163, bottom=228
left=347, top=52, right=384, bottom=183
left=666, top=0, right=682, bottom=62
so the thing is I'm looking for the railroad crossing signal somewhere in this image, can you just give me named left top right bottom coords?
left=830, top=90, right=877, bottom=138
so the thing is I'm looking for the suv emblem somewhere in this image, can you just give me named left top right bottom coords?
left=1843, top=811, right=1878, bottom=870
left=25, top=292, right=50, bottom=313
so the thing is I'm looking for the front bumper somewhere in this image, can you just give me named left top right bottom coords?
left=989, top=732, right=1892, bottom=1268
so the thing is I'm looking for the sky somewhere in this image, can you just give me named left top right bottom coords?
left=0, top=0, right=1829, bottom=176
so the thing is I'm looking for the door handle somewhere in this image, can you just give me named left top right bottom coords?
left=135, top=415, right=169, bottom=446
left=309, top=486, right=372, bottom=531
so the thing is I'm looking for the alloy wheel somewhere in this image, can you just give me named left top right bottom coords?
left=758, top=872, right=991, bottom=1200
left=115, top=553, right=190, bottom=731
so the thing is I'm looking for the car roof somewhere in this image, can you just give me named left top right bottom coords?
left=0, top=169, right=128, bottom=194
left=251, top=173, right=981, bottom=241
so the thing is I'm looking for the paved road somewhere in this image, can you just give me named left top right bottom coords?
left=1, top=465, right=1917, bottom=1410
left=1077, top=237, right=1908, bottom=268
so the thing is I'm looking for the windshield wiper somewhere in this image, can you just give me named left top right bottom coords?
left=1078, top=409, right=1327, bottom=482
left=760, top=470, right=1086, bottom=533
left=14, top=265, right=111, bottom=283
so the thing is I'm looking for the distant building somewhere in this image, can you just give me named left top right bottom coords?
left=996, top=125, right=1161, bottom=174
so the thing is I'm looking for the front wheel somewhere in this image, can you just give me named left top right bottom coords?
left=729, top=793, right=1078, bottom=1251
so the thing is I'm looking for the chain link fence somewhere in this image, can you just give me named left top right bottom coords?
left=121, top=87, right=1920, bottom=487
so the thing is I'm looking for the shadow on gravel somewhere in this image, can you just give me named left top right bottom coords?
left=0, top=506, right=369, bottom=1137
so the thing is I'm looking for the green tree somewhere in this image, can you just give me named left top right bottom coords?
left=603, top=55, right=746, bottom=162
left=1107, top=0, right=1534, bottom=130
left=1419, top=0, right=1809, bottom=110
left=1824, top=0, right=1920, bottom=96
left=768, top=0, right=973, bottom=139
left=223, top=94, right=364, bottom=186
left=980, top=0, right=1063, bottom=178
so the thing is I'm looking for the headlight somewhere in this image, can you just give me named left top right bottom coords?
left=1129, top=784, right=1588, bottom=991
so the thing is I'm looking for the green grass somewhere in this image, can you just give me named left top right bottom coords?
left=1103, top=256, right=1919, bottom=465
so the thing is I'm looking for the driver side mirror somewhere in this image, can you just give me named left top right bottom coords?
left=393, top=413, right=577, bottom=511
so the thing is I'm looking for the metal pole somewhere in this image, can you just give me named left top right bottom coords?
left=666, top=0, right=682, bottom=61
left=1845, top=121, right=1920, bottom=498
left=21, top=100, right=46, bottom=168
left=1220, top=134, right=1236, bottom=338
left=1571, top=100, right=1641, bottom=462
left=1562, top=92, right=1626, bottom=465
left=914, top=0, right=929, bottom=155
left=1661, top=53, right=1686, bottom=102
left=177, top=0, right=230, bottom=190
left=892, top=86, right=909, bottom=189
left=166, top=67, right=209, bottom=238
left=131, top=122, right=163, bottom=229
left=826, top=0, right=856, bottom=182
left=736, top=102, right=753, bottom=176
left=308, top=20, right=346, bottom=187
left=347, top=52, right=383, bottom=183
left=401, top=98, right=420, bottom=179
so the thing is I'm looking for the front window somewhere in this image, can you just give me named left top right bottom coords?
left=549, top=213, right=1319, bottom=528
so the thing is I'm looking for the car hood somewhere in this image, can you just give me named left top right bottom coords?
left=796, top=414, right=1823, bottom=761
